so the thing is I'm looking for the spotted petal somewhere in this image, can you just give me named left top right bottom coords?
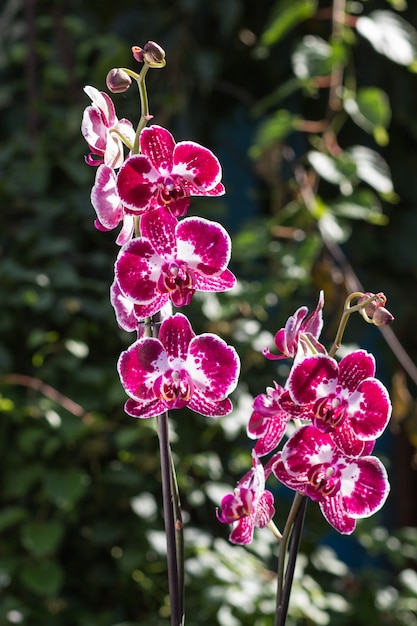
left=288, top=354, right=339, bottom=405
left=118, top=337, right=168, bottom=401
left=115, top=238, right=164, bottom=303
left=186, top=334, right=240, bottom=400
left=173, top=140, right=223, bottom=190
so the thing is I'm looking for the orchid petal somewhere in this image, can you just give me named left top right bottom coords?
left=173, top=141, right=222, bottom=190
left=118, top=338, right=168, bottom=400
left=186, top=334, right=240, bottom=399
left=140, top=125, right=175, bottom=173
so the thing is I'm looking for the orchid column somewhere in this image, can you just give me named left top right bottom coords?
left=81, top=42, right=240, bottom=626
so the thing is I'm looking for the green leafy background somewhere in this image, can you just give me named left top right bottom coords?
left=1, top=1, right=417, bottom=625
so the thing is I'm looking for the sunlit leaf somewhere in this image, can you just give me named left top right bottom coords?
left=346, top=146, right=394, bottom=195
left=344, top=87, right=391, bottom=145
left=329, top=190, right=388, bottom=225
left=307, top=151, right=357, bottom=194
left=356, top=10, right=417, bottom=67
left=259, top=0, right=317, bottom=47
left=292, top=36, right=345, bottom=79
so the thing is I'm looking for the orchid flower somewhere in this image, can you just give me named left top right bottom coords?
left=117, top=313, right=240, bottom=418
left=116, top=125, right=225, bottom=217
left=263, top=291, right=325, bottom=360
left=81, top=86, right=135, bottom=168
left=270, top=425, right=390, bottom=534
left=280, top=349, right=391, bottom=457
left=114, top=207, right=236, bottom=317
left=217, top=452, right=275, bottom=545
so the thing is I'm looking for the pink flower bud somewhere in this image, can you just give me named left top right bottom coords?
left=372, top=307, right=394, bottom=326
left=132, top=41, right=166, bottom=68
left=106, top=68, right=132, bottom=93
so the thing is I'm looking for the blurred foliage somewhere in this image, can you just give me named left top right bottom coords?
left=1, top=0, right=417, bottom=625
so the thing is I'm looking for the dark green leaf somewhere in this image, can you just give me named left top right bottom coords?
left=21, top=521, right=64, bottom=557
left=20, top=560, right=64, bottom=597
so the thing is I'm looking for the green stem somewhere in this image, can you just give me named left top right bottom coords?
left=133, top=64, right=150, bottom=154
left=328, top=292, right=377, bottom=357
left=274, top=492, right=305, bottom=625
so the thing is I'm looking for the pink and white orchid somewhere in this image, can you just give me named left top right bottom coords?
left=115, top=207, right=236, bottom=317
left=280, top=349, right=391, bottom=457
left=264, top=291, right=325, bottom=360
left=91, top=165, right=134, bottom=245
left=271, top=425, right=389, bottom=534
left=247, top=383, right=289, bottom=457
left=217, top=452, right=275, bottom=545
left=116, top=125, right=225, bottom=217
left=117, top=313, right=240, bottom=418
left=82, top=86, right=135, bottom=169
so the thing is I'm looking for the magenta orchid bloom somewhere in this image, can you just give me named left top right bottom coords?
left=280, top=349, right=391, bottom=457
left=247, top=383, right=289, bottom=456
left=117, top=313, right=240, bottom=419
left=91, top=165, right=134, bottom=245
left=217, top=452, right=275, bottom=545
left=264, top=291, right=325, bottom=360
left=81, top=86, right=135, bottom=168
left=271, top=425, right=389, bottom=534
left=115, top=208, right=236, bottom=317
left=116, top=125, right=225, bottom=217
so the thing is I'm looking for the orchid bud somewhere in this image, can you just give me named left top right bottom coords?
left=372, top=307, right=394, bottom=326
left=106, top=68, right=132, bottom=93
left=132, top=41, right=166, bottom=68
left=357, top=292, right=386, bottom=319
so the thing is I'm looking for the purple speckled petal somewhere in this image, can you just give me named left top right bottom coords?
left=338, top=350, right=376, bottom=393
left=188, top=392, right=233, bottom=417
left=91, top=165, right=123, bottom=229
left=229, top=516, right=255, bottom=545
left=157, top=313, right=195, bottom=362
left=115, top=238, right=163, bottom=303
left=140, top=125, right=175, bottom=174
left=117, top=155, right=159, bottom=212
left=176, top=217, right=231, bottom=273
left=346, top=378, right=391, bottom=440
left=110, top=278, right=138, bottom=332
left=194, top=269, right=236, bottom=292
left=173, top=141, right=222, bottom=190
left=117, top=337, right=168, bottom=400
left=186, top=334, right=240, bottom=400
left=124, top=397, right=166, bottom=419
left=319, top=493, right=356, bottom=534
left=140, top=207, right=178, bottom=258
left=341, top=456, right=389, bottom=519
left=288, top=354, right=339, bottom=404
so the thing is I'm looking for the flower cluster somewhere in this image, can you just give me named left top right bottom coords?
left=81, top=45, right=239, bottom=419
left=217, top=292, right=392, bottom=542
left=82, top=43, right=393, bottom=555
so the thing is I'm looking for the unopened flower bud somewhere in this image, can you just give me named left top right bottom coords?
left=357, top=292, right=386, bottom=320
left=132, top=41, right=166, bottom=68
left=372, top=307, right=394, bottom=326
left=106, top=68, right=132, bottom=93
